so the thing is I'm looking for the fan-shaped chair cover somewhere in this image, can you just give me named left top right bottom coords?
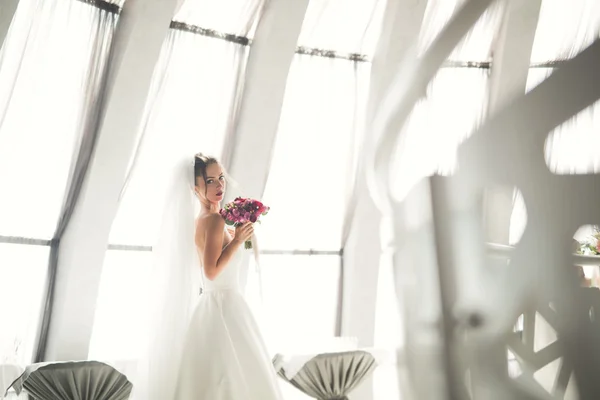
left=8, top=361, right=132, bottom=400
left=276, top=350, right=376, bottom=400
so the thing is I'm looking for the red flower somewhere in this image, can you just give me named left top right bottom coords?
left=220, top=197, right=269, bottom=234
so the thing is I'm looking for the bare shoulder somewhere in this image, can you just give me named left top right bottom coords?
left=197, top=213, right=224, bottom=233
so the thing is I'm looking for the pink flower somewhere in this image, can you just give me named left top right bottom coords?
left=220, top=197, right=269, bottom=238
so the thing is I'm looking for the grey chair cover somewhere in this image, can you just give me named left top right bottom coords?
left=8, top=361, right=132, bottom=400
left=276, top=350, right=377, bottom=400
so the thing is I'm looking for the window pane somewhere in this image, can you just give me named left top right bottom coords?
left=528, top=68, right=600, bottom=175
left=297, top=0, right=386, bottom=56
left=108, top=31, right=247, bottom=246
left=88, top=250, right=152, bottom=379
left=259, top=55, right=370, bottom=251
left=374, top=252, right=403, bottom=349
left=174, top=0, right=265, bottom=37
left=544, top=99, right=600, bottom=175
left=531, top=0, right=600, bottom=63
left=0, top=0, right=117, bottom=238
left=0, top=243, right=49, bottom=364
left=418, top=0, right=503, bottom=63
left=390, top=68, right=490, bottom=201
left=250, top=254, right=341, bottom=355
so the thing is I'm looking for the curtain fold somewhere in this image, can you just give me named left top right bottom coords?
left=390, top=68, right=490, bottom=202
left=531, top=0, right=600, bottom=63
left=259, top=55, right=371, bottom=251
left=418, top=0, right=504, bottom=63
left=106, top=29, right=249, bottom=247
left=0, top=0, right=118, bottom=364
left=297, top=0, right=386, bottom=56
left=0, top=0, right=118, bottom=239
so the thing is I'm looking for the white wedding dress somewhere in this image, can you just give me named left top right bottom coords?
left=174, top=246, right=283, bottom=399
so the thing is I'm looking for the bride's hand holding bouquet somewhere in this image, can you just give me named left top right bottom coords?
left=219, top=197, right=269, bottom=249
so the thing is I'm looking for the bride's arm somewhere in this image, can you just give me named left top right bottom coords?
left=200, top=214, right=242, bottom=280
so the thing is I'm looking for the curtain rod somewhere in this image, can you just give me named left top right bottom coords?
left=0, top=236, right=51, bottom=246
left=78, top=0, right=586, bottom=70
left=170, top=21, right=250, bottom=46
left=76, top=0, right=120, bottom=14
left=107, top=243, right=342, bottom=256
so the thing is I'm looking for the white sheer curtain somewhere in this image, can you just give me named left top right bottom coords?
left=531, top=0, right=600, bottom=63
left=258, top=55, right=370, bottom=251
left=528, top=67, right=600, bottom=175
left=107, top=32, right=248, bottom=247
left=251, top=55, right=370, bottom=363
left=89, top=0, right=264, bottom=377
left=389, top=68, right=491, bottom=201
left=418, top=0, right=504, bottom=63
left=0, top=244, right=49, bottom=365
left=175, top=0, right=265, bottom=37
left=297, top=0, right=386, bottom=56
left=372, top=246, right=402, bottom=400
left=0, top=0, right=117, bottom=365
left=0, top=0, right=117, bottom=239
left=250, top=254, right=341, bottom=353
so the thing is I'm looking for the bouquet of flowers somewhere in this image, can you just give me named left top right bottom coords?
left=220, top=197, right=270, bottom=249
left=576, top=225, right=600, bottom=256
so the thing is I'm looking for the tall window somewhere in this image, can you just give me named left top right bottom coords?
left=250, top=0, right=381, bottom=357
left=0, top=0, right=117, bottom=364
left=88, top=2, right=260, bottom=376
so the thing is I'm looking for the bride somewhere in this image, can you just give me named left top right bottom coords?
left=134, top=153, right=283, bottom=399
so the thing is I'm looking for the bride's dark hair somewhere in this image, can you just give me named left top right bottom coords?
left=194, top=153, right=219, bottom=193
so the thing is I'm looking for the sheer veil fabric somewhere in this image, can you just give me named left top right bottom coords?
left=132, top=158, right=200, bottom=400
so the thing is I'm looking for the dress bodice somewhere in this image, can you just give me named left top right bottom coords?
left=201, top=246, right=243, bottom=293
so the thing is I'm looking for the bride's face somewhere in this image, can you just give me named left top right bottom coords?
left=198, top=163, right=226, bottom=203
